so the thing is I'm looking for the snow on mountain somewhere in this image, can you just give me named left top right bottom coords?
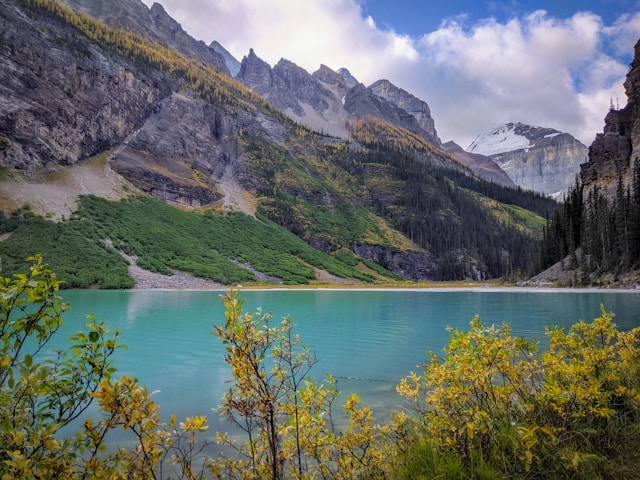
left=467, top=124, right=532, bottom=156
left=465, top=122, right=588, bottom=197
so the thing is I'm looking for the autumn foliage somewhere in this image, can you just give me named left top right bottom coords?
left=1, top=258, right=639, bottom=479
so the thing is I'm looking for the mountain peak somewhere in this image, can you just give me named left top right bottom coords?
left=336, top=68, right=358, bottom=87
left=467, top=123, right=534, bottom=156
left=579, top=37, right=640, bottom=199
left=467, top=123, right=587, bottom=197
left=61, top=0, right=230, bottom=75
left=367, top=79, right=441, bottom=146
left=209, top=40, right=241, bottom=77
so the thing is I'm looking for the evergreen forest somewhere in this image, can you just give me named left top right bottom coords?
left=538, top=162, right=640, bottom=283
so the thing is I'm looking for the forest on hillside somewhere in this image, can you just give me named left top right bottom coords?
left=2, top=0, right=564, bottom=285
left=538, top=163, right=640, bottom=283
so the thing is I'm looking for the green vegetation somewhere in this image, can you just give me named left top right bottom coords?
left=343, top=141, right=552, bottom=279
left=539, top=163, right=640, bottom=282
left=2, top=260, right=639, bottom=479
left=14, top=0, right=559, bottom=284
left=243, top=127, right=555, bottom=281
left=0, top=208, right=132, bottom=288
left=0, top=195, right=397, bottom=287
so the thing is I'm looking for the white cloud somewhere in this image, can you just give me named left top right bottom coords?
left=144, top=0, right=638, bottom=148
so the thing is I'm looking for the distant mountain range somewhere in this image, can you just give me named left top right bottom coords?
left=0, top=0, right=605, bottom=287
left=58, top=0, right=586, bottom=195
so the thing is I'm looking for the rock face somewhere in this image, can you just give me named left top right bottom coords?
left=468, top=123, right=588, bottom=198
left=61, top=0, right=231, bottom=75
left=352, top=243, right=487, bottom=281
left=367, top=79, right=441, bottom=146
left=236, top=50, right=452, bottom=166
left=236, top=50, right=352, bottom=138
left=0, top=0, right=280, bottom=205
left=343, top=82, right=442, bottom=146
left=0, top=1, right=174, bottom=171
left=580, top=39, right=640, bottom=199
left=443, top=142, right=514, bottom=187
left=210, top=40, right=241, bottom=77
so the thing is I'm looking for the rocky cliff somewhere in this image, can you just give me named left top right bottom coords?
left=236, top=50, right=456, bottom=168
left=0, top=1, right=174, bottom=171
left=60, top=0, right=230, bottom=75
left=580, top=39, right=640, bottom=199
left=468, top=123, right=588, bottom=198
left=367, top=79, right=441, bottom=147
left=0, top=0, right=281, bottom=206
left=236, top=49, right=353, bottom=138
left=210, top=40, right=241, bottom=77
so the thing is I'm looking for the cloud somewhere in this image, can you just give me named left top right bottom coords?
left=145, top=0, right=638, bottom=148
left=149, top=0, right=418, bottom=77
left=397, top=10, right=635, bottom=146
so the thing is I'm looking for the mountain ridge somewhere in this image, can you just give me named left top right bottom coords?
left=468, top=122, right=588, bottom=197
left=0, top=0, right=560, bottom=286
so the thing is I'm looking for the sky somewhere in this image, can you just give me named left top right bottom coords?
left=141, top=0, right=640, bottom=148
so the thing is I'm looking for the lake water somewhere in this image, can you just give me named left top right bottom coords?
left=52, top=288, right=640, bottom=438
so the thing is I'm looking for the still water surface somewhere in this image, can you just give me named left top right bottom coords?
left=54, top=288, right=640, bottom=432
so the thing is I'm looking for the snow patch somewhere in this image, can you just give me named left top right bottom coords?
left=467, top=124, right=532, bottom=156
left=544, top=132, right=561, bottom=139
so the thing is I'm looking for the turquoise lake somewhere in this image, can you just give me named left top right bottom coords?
left=52, top=288, right=640, bottom=438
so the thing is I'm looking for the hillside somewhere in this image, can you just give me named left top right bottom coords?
left=0, top=0, right=559, bottom=287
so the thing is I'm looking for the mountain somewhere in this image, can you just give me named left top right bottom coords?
left=235, top=50, right=452, bottom=162
left=443, top=142, right=514, bottom=187
left=210, top=40, right=241, bottom=77
left=0, top=0, right=558, bottom=287
left=468, top=123, right=588, bottom=198
left=533, top=38, right=640, bottom=287
left=236, top=50, right=354, bottom=138
left=580, top=41, right=640, bottom=199
left=60, top=0, right=230, bottom=75
left=367, top=79, right=441, bottom=147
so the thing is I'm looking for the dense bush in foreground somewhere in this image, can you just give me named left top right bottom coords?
left=1, top=258, right=639, bottom=479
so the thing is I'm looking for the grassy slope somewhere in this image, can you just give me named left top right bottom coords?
left=0, top=196, right=400, bottom=288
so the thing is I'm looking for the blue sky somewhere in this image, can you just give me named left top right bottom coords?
left=144, top=0, right=640, bottom=148
left=362, top=1, right=636, bottom=38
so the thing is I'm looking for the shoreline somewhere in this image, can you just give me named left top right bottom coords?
left=124, top=261, right=640, bottom=294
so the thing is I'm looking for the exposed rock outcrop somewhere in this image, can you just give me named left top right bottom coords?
left=61, top=0, right=231, bottom=75
left=237, top=50, right=351, bottom=137
left=352, top=243, right=487, bottom=281
left=443, top=141, right=514, bottom=187
left=236, top=50, right=459, bottom=170
left=343, top=83, right=440, bottom=145
left=367, top=79, right=441, bottom=147
left=580, top=39, right=640, bottom=199
left=336, top=68, right=359, bottom=88
left=468, top=123, right=588, bottom=198
left=0, top=1, right=174, bottom=171
left=0, top=0, right=281, bottom=206
left=210, top=40, right=241, bottom=77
